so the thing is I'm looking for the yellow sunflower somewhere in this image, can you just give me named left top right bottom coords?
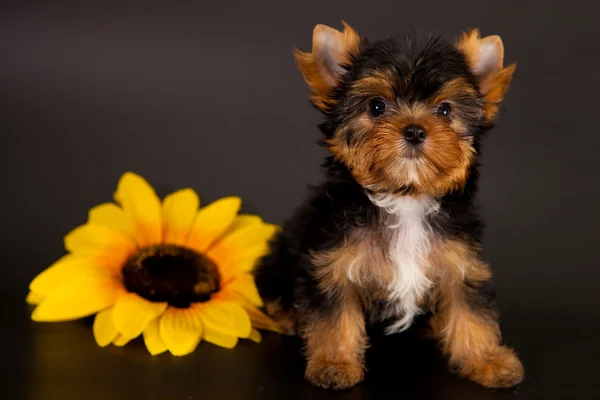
left=27, top=172, right=280, bottom=356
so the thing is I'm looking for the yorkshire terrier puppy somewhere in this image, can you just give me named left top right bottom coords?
left=255, top=22, right=523, bottom=390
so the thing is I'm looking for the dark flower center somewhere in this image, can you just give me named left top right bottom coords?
left=122, top=244, right=220, bottom=308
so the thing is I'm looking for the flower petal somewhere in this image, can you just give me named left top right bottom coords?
left=29, top=255, right=113, bottom=296
left=212, top=221, right=278, bottom=256
left=202, top=325, right=238, bottom=349
left=242, top=303, right=283, bottom=333
left=159, top=307, right=203, bottom=356
left=112, top=334, right=131, bottom=347
left=162, top=189, right=200, bottom=246
left=194, top=299, right=251, bottom=338
left=249, top=328, right=261, bottom=343
left=64, top=224, right=136, bottom=268
left=32, top=276, right=120, bottom=322
left=113, top=172, right=162, bottom=247
left=222, top=215, right=262, bottom=237
left=186, top=197, right=241, bottom=253
left=214, top=288, right=280, bottom=333
left=221, top=273, right=263, bottom=307
left=228, top=302, right=252, bottom=338
left=88, top=203, right=134, bottom=237
left=214, top=287, right=280, bottom=333
left=26, top=291, right=45, bottom=305
left=207, top=222, right=278, bottom=281
left=112, top=292, right=167, bottom=339
left=143, top=318, right=167, bottom=356
left=93, top=308, right=118, bottom=347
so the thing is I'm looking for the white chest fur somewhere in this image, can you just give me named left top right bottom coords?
left=368, top=193, right=439, bottom=334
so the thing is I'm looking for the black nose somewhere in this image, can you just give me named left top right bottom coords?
left=403, top=125, right=427, bottom=145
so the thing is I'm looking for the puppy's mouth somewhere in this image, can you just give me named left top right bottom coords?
left=397, top=139, right=426, bottom=160
left=401, top=145, right=426, bottom=160
left=404, top=149, right=421, bottom=159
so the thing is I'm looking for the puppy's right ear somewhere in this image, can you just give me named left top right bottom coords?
left=294, top=22, right=361, bottom=110
left=456, top=29, right=516, bottom=122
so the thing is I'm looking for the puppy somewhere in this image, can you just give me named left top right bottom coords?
left=255, top=22, right=523, bottom=390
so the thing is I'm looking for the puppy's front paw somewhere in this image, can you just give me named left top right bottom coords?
left=462, top=346, right=524, bottom=388
left=305, top=358, right=364, bottom=390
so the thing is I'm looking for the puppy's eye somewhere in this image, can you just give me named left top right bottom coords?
left=368, top=98, right=387, bottom=118
left=436, top=102, right=452, bottom=117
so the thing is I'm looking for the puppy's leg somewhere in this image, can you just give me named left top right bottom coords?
left=303, top=248, right=368, bottom=390
left=430, top=240, right=524, bottom=388
left=302, top=293, right=366, bottom=390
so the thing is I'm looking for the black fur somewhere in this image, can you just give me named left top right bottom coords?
left=324, top=33, right=485, bottom=131
left=254, top=32, right=501, bottom=332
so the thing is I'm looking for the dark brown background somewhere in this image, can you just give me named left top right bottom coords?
left=1, top=1, right=599, bottom=399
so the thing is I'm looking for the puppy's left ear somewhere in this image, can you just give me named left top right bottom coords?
left=294, top=21, right=362, bottom=111
left=456, top=29, right=516, bottom=121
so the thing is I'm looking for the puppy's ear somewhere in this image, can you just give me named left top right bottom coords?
left=456, top=29, right=516, bottom=121
left=294, top=21, right=361, bottom=110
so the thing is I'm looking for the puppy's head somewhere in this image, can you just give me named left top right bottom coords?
left=294, top=23, right=515, bottom=196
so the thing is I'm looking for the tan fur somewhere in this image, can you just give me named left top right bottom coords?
left=310, top=230, right=393, bottom=302
left=431, top=77, right=479, bottom=106
left=294, top=22, right=361, bottom=111
left=303, top=287, right=367, bottom=389
left=431, top=77, right=481, bottom=134
left=349, top=69, right=397, bottom=100
left=305, top=233, right=404, bottom=389
left=429, top=240, right=524, bottom=388
left=326, top=100, right=476, bottom=196
left=303, top=234, right=524, bottom=389
left=455, top=29, right=516, bottom=121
